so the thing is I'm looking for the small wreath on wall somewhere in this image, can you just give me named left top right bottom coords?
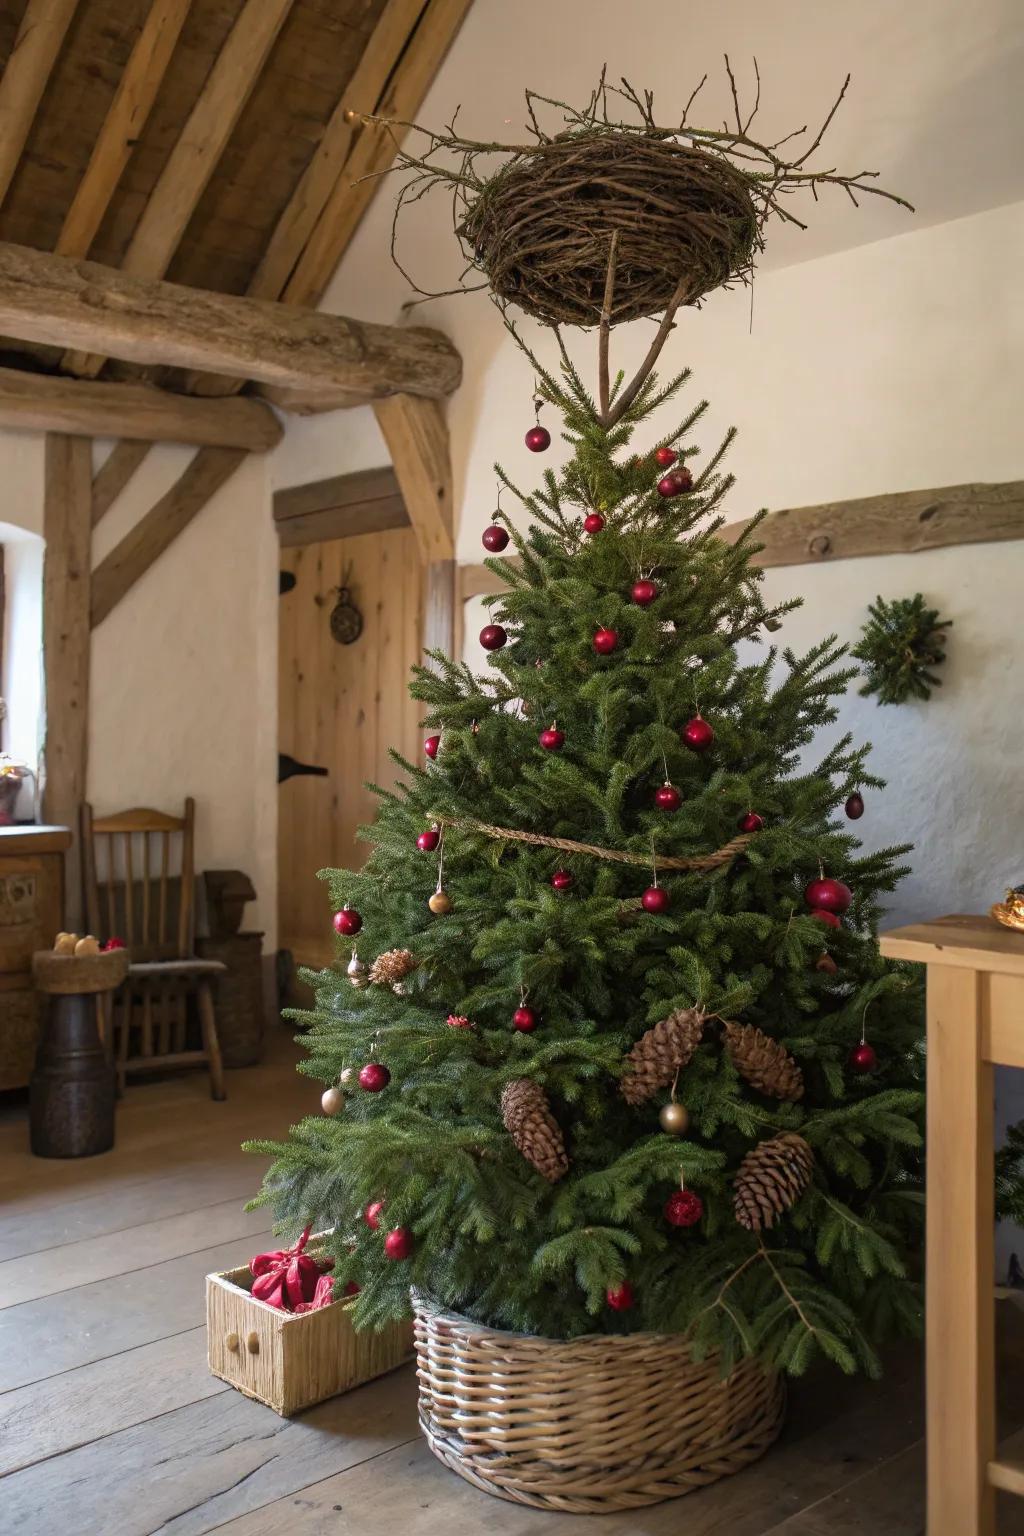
left=851, top=593, right=951, bottom=705
left=329, top=571, right=363, bottom=646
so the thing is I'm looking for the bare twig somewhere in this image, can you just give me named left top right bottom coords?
left=597, top=230, right=620, bottom=422
left=604, top=278, right=691, bottom=429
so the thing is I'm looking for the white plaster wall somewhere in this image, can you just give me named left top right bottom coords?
left=0, top=524, right=44, bottom=775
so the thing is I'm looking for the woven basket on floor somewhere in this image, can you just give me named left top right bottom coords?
left=412, top=1292, right=785, bottom=1513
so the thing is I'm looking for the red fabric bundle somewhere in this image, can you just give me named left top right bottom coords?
left=249, top=1226, right=333, bottom=1311
left=293, top=1273, right=337, bottom=1313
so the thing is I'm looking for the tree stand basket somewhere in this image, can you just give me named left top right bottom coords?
left=412, top=1293, right=785, bottom=1514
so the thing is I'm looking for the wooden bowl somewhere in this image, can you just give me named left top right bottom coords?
left=32, top=947, right=130, bottom=995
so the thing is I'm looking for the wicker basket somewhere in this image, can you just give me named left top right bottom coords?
left=413, top=1293, right=785, bottom=1513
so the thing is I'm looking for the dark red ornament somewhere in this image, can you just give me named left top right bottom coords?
left=681, top=715, right=714, bottom=752
left=631, top=578, right=658, bottom=606
left=593, top=627, right=618, bottom=654
left=673, top=465, right=694, bottom=491
left=383, top=1226, right=414, bottom=1260
left=480, top=624, right=508, bottom=651
left=805, top=876, right=852, bottom=914
left=525, top=425, right=551, bottom=452
left=364, top=1199, right=385, bottom=1229
left=809, top=908, right=841, bottom=928
left=358, top=1062, right=391, bottom=1093
left=583, top=512, right=605, bottom=535
left=642, top=886, right=670, bottom=914
left=538, top=725, right=565, bottom=752
left=550, top=869, right=574, bottom=890
left=342, top=1280, right=360, bottom=1297
left=102, top=936, right=126, bottom=951
left=848, top=1041, right=878, bottom=1073
left=416, top=829, right=440, bottom=852
left=654, top=445, right=678, bottom=468
left=846, top=792, right=865, bottom=820
left=654, top=783, right=682, bottom=811
left=657, top=471, right=688, bottom=499
left=816, top=953, right=839, bottom=975
left=333, top=906, right=361, bottom=936
left=738, top=812, right=764, bottom=833
left=513, top=1005, right=539, bottom=1033
left=606, top=1281, right=635, bottom=1312
left=664, top=1189, right=704, bottom=1228
left=482, top=524, right=509, bottom=552
left=424, top=734, right=440, bottom=760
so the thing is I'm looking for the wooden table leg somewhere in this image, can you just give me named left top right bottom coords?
left=927, top=964, right=995, bottom=1535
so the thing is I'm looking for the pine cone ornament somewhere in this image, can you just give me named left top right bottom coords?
left=621, top=1008, right=705, bottom=1106
left=734, top=1132, right=815, bottom=1231
left=369, top=949, right=417, bottom=988
left=722, top=1021, right=804, bottom=1102
left=501, top=1078, right=569, bottom=1184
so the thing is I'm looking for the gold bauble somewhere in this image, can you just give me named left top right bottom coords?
left=659, top=1102, right=690, bottom=1136
left=321, top=1085, right=345, bottom=1116
left=346, top=952, right=369, bottom=988
left=428, top=888, right=453, bottom=915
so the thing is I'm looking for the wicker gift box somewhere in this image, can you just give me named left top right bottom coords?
left=206, top=1252, right=413, bottom=1416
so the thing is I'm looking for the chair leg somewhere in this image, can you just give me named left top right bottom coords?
left=197, top=980, right=226, bottom=1101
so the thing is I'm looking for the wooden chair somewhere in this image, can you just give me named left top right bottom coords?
left=81, top=799, right=226, bottom=1100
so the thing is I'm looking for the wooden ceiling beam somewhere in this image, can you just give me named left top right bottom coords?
left=0, top=366, right=281, bottom=450
left=0, top=0, right=80, bottom=212
left=92, top=440, right=153, bottom=526
left=0, top=240, right=460, bottom=400
left=373, top=394, right=453, bottom=562
left=63, top=0, right=295, bottom=378
left=55, top=0, right=193, bottom=259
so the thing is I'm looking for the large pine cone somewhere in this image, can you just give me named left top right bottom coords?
left=501, top=1078, right=569, bottom=1184
left=734, top=1132, right=815, bottom=1231
left=723, top=1021, right=804, bottom=1102
left=621, top=1008, right=705, bottom=1106
left=369, top=949, right=417, bottom=988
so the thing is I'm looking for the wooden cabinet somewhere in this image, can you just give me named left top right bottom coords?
left=0, top=824, right=71, bottom=1089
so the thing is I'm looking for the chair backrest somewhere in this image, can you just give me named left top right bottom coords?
left=81, top=799, right=196, bottom=961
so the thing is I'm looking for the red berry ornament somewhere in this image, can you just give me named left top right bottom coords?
left=513, top=1006, right=538, bottom=1033
left=816, top=953, right=839, bottom=975
left=654, top=445, right=678, bottom=468
left=583, top=512, right=605, bottom=535
left=480, top=624, right=507, bottom=651
left=550, top=869, right=574, bottom=890
left=631, top=578, right=658, bottom=606
left=849, top=1041, right=878, bottom=1073
left=539, top=725, right=565, bottom=752
left=364, top=1199, right=385, bottom=1230
left=482, top=524, right=509, bottom=552
left=846, top=791, right=865, bottom=820
left=738, top=812, right=764, bottom=833
left=681, top=715, right=714, bottom=752
left=654, top=783, right=682, bottom=811
left=358, top=1062, right=391, bottom=1093
left=333, top=906, right=361, bottom=936
left=383, top=1226, right=414, bottom=1260
left=805, top=876, right=852, bottom=914
left=525, top=425, right=550, bottom=453
left=810, top=908, right=841, bottom=928
left=664, top=1189, right=704, bottom=1228
left=424, top=734, right=440, bottom=760
left=102, top=936, right=126, bottom=951
left=593, top=627, right=618, bottom=654
left=657, top=471, right=687, bottom=499
left=642, top=886, right=670, bottom=914
left=416, top=829, right=440, bottom=852
left=606, top=1281, right=635, bottom=1312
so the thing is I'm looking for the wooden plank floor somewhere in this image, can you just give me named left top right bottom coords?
left=3, top=1030, right=1024, bottom=1535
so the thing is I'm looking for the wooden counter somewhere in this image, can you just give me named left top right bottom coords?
left=0, top=824, right=72, bottom=1090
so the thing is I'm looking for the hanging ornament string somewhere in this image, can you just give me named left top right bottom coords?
left=427, top=812, right=753, bottom=872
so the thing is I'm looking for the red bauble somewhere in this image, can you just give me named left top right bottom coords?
left=364, top=1199, right=385, bottom=1230
left=816, top=953, right=839, bottom=975
left=416, top=829, right=440, bottom=852
left=642, top=886, right=670, bottom=914
left=513, top=1005, right=539, bottom=1033
left=809, top=908, right=841, bottom=929
left=606, top=1281, right=635, bottom=1312
left=102, top=936, right=126, bottom=951
left=846, top=791, right=865, bottom=820
left=681, top=715, right=714, bottom=752
left=631, top=578, right=658, bottom=606
left=664, top=1189, right=704, bottom=1228
left=343, top=1280, right=360, bottom=1297
left=654, top=783, right=682, bottom=811
left=482, top=524, right=509, bottom=552
left=538, top=725, right=565, bottom=752
left=525, top=425, right=551, bottom=452
left=358, top=1062, right=391, bottom=1093
left=805, top=876, right=852, bottom=914
left=738, top=811, right=764, bottom=833
left=654, top=445, right=678, bottom=468
left=424, top=734, right=440, bottom=760
left=480, top=624, right=508, bottom=651
left=582, top=512, right=605, bottom=535
left=593, top=627, right=618, bottom=654
left=333, top=906, right=361, bottom=936
left=848, top=1041, right=878, bottom=1073
left=657, top=472, right=685, bottom=498
left=383, top=1226, right=414, bottom=1260
left=673, top=465, right=694, bottom=492
left=550, top=869, right=574, bottom=890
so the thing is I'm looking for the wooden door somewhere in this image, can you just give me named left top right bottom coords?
left=278, top=527, right=423, bottom=968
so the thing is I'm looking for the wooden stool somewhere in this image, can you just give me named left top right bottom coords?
left=30, top=947, right=129, bottom=1158
left=881, top=914, right=1024, bottom=1536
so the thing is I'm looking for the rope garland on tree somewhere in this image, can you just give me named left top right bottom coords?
left=430, top=814, right=753, bottom=872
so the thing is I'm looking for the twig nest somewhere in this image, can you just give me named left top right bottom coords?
left=459, top=134, right=757, bottom=326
